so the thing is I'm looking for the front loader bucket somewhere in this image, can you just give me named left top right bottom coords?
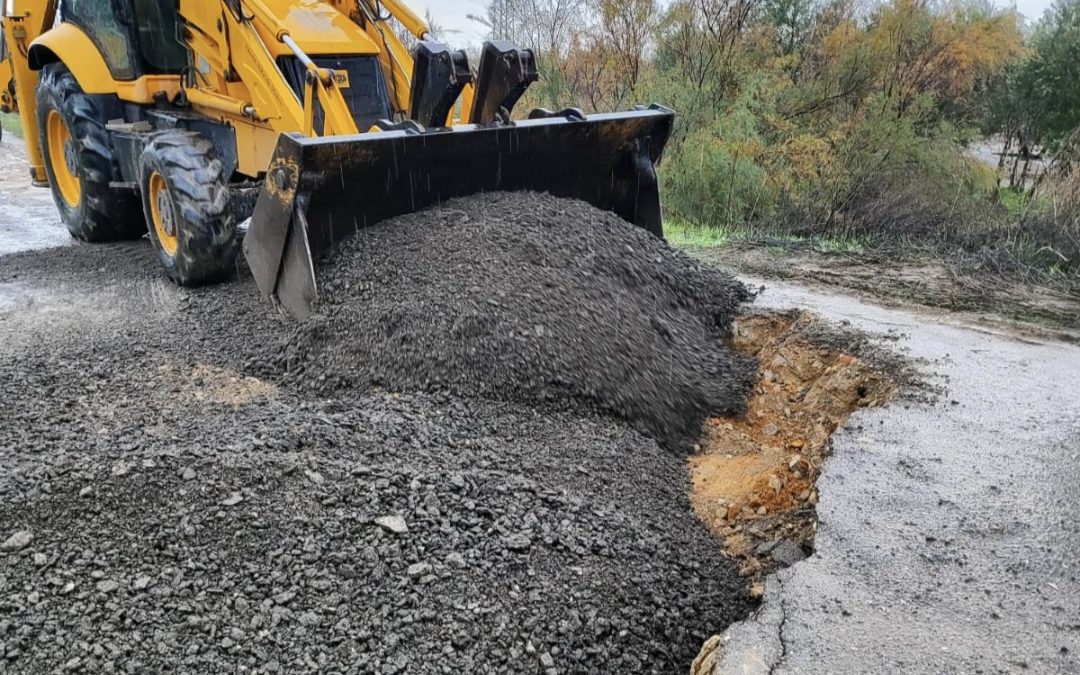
left=243, top=106, right=675, bottom=320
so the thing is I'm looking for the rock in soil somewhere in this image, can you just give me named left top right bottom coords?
left=0, top=196, right=754, bottom=674
left=1, top=530, right=32, bottom=552
left=767, top=539, right=808, bottom=566
left=260, top=192, right=756, bottom=451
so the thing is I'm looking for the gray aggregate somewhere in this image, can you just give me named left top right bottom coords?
left=0, top=194, right=755, bottom=673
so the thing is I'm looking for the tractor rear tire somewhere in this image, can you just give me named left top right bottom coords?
left=35, top=63, right=144, bottom=242
left=138, top=131, right=237, bottom=286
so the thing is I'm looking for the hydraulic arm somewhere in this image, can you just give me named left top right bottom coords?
left=2, top=0, right=58, bottom=183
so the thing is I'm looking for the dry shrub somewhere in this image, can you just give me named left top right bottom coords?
left=1019, top=165, right=1080, bottom=275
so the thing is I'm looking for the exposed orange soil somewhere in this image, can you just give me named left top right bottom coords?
left=690, top=312, right=896, bottom=577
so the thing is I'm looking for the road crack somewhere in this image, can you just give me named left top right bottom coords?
left=768, top=577, right=790, bottom=675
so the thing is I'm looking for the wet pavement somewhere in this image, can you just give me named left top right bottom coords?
left=712, top=281, right=1080, bottom=674
left=0, top=136, right=71, bottom=255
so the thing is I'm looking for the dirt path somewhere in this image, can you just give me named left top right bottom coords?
left=700, top=245, right=1080, bottom=339
left=697, top=278, right=1080, bottom=674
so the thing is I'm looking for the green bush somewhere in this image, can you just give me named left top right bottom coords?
left=660, top=87, right=776, bottom=229
left=661, top=89, right=1001, bottom=252
left=663, top=127, right=774, bottom=229
left=770, top=98, right=999, bottom=246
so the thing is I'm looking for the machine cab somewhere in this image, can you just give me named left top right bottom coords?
left=60, top=0, right=187, bottom=79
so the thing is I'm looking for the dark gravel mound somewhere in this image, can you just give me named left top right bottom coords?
left=263, top=192, right=755, bottom=450
left=0, top=241, right=752, bottom=673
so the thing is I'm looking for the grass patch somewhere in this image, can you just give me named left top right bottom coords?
left=666, top=219, right=867, bottom=255
left=664, top=220, right=739, bottom=249
left=995, top=186, right=1050, bottom=221
left=998, top=187, right=1026, bottom=218
left=1, top=112, right=24, bottom=139
left=808, top=234, right=866, bottom=254
left=997, top=186, right=1056, bottom=223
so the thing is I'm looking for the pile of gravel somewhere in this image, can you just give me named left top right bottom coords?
left=263, top=192, right=755, bottom=450
left=0, top=230, right=752, bottom=673
left=0, top=380, right=748, bottom=674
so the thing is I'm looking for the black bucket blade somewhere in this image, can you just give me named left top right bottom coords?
left=243, top=106, right=675, bottom=319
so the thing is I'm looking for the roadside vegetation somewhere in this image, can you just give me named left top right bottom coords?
left=468, top=0, right=1080, bottom=288
left=0, top=111, right=22, bottom=139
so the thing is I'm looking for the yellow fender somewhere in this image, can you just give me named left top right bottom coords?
left=27, top=23, right=116, bottom=94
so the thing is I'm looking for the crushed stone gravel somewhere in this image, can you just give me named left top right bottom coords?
left=261, top=192, right=756, bottom=450
left=0, top=195, right=754, bottom=673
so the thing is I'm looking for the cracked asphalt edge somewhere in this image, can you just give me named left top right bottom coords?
left=696, top=574, right=788, bottom=675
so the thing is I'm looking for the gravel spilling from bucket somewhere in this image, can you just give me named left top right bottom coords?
left=0, top=197, right=753, bottom=673
left=264, top=193, right=755, bottom=450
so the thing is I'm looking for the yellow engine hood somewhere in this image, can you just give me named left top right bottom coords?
left=255, top=0, right=381, bottom=57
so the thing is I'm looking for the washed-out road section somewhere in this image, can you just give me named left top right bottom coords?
left=708, top=280, right=1080, bottom=674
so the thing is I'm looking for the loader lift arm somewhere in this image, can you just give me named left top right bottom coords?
left=2, top=0, right=58, bottom=184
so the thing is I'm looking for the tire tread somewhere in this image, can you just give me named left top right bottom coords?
left=36, top=64, right=142, bottom=242
left=140, top=130, right=236, bottom=285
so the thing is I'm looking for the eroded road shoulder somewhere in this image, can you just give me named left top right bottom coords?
left=698, top=280, right=1080, bottom=675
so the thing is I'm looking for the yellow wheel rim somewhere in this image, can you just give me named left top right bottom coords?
left=148, top=171, right=179, bottom=257
left=46, top=110, right=81, bottom=208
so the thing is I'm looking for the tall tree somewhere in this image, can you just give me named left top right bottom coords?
left=764, top=0, right=818, bottom=55
left=469, top=0, right=585, bottom=55
left=1018, top=0, right=1080, bottom=153
left=597, top=0, right=661, bottom=97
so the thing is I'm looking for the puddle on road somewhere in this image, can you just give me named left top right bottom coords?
left=690, top=312, right=897, bottom=582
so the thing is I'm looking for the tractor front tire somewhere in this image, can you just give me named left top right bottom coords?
left=139, top=131, right=237, bottom=285
left=35, top=63, right=143, bottom=242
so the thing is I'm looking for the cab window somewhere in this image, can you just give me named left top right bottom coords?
left=62, top=0, right=136, bottom=79
left=131, top=0, right=187, bottom=73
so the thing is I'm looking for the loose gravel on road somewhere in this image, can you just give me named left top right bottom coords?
left=0, top=194, right=755, bottom=673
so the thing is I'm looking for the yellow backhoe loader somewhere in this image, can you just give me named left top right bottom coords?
left=0, top=0, right=673, bottom=318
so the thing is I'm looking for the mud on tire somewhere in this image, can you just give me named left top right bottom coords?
left=35, top=63, right=144, bottom=242
left=139, top=131, right=237, bottom=285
